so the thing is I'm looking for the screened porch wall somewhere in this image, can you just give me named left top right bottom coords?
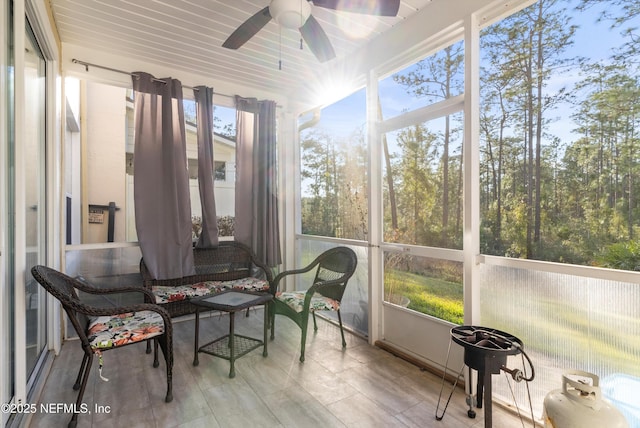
left=479, top=259, right=640, bottom=417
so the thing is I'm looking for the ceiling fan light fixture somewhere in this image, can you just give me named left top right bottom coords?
left=269, top=0, right=311, bottom=29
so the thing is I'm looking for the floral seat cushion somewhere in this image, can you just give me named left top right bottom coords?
left=153, top=281, right=225, bottom=304
left=152, top=277, right=269, bottom=304
left=88, top=311, right=165, bottom=350
left=276, top=291, right=340, bottom=313
left=222, top=277, right=270, bottom=292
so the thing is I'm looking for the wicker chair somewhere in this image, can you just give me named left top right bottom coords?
left=270, top=247, right=358, bottom=362
left=140, top=241, right=274, bottom=318
left=31, top=265, right=173, bottom=428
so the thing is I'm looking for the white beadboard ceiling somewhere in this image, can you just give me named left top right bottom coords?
left=50, top=0, right=432, bottom=107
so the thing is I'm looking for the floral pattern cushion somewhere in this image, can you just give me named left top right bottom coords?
left=222, top=277, right=270, bottom=292
left=276, top=291, right=340, bottom=313
left=153, top=281, right=225, bottom=304
left=87, top=311, right=164, bottom=350
left=152, top=277, right=269, bottom=304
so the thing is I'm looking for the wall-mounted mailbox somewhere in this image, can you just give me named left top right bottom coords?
left=88, top=202, right=120, bottom=242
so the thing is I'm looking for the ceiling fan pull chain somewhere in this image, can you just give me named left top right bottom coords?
left=300, top=0, right=304, bottom=50
left=279, top=26, right=283, bottom=70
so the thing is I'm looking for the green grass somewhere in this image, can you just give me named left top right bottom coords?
left=480, top=291, right=640, bottom=377
left=385, top=269, right=464, bottom=324
left=383, top=268, right=639, bottom=376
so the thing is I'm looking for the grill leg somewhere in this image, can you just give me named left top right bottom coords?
left=477, top=369, right=484, bottom=409
left=484, top=367, right=493, bottom=428
left=466, top=366, right=476, bottom=418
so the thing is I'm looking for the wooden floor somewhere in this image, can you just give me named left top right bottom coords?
left=27, top=309, right=529, bottom=427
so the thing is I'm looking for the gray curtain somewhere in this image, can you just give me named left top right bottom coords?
left=194, top=86, right=219, bottom=248
left=235, top=96, right=281, bottom=267
left=133, top=72, right=195, bottom=279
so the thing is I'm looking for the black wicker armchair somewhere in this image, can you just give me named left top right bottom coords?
left=270, top=247, right=358, bottom=362
left=31, top=265, right=173, bottom=428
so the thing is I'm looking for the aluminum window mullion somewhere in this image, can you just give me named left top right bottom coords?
left=463, top=13, right=481, bottom=325
left=378, top=94, right=464, bottom=135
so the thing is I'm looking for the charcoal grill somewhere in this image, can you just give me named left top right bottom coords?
left=436, top=325, right=535, bottom=428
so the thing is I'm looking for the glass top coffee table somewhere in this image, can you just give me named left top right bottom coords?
left=191, top=289, right=272, bottom=378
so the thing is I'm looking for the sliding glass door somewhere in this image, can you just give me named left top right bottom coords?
left=5, top=13, right=49, bottom=423
left=23, top=20, right=47, bottom=380
left=2, top=0, right=16, bottom=417
left=3, top=6, right=50, bottom=421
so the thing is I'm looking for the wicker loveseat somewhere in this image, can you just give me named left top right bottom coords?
left=140, top=241, right=274, bottom=318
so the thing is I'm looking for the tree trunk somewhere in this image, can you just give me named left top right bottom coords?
left=379, top=98, right=398, bottom=231
left=533, top=0, right=544, bottom=250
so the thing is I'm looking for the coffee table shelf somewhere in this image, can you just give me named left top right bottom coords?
left=199, top=334, right=264, bottom=360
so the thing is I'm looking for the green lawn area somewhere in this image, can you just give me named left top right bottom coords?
left=383, top=268, right=640, bottom=377
left=385, top=269, right=463, bottom=324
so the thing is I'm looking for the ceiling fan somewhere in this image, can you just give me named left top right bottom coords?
left=222, top=0, right=401, bottom=63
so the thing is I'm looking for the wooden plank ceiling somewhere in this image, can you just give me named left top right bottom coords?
left=50, top=0, right=431, bottom=104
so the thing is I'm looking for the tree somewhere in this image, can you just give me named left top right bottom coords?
left=570, top=63, right=640, bottom=241
left=480, top=0, right=576, bottom=258
left=393, top=42, right=464, bottom=246
left=393, top=124, right=439, bottom=245
left=300, top=128, right=368, bottom=240
left=379, top=98, right=398, bottom=231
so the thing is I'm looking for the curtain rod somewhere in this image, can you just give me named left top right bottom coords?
left=71, top=58, right=234, bottom=99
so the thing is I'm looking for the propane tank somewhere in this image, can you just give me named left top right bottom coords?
left=543, top=370, right=629, bottom=428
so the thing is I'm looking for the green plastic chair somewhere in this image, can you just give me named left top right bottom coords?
left=270, top=247, right=357, bottom=362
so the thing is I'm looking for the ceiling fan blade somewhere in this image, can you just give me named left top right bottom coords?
left=222, top=6, right=272, bottom=49
left=300, top=15, right=336, bottom=62
left=311, top=0, right=400, bottom=17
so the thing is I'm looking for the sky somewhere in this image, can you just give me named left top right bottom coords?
left=299, top=0, right=638, bottom=149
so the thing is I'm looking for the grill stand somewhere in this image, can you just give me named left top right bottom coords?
left=465, top=348, right=508, bottom=428
left=436, top=326, right=534, bottom=428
